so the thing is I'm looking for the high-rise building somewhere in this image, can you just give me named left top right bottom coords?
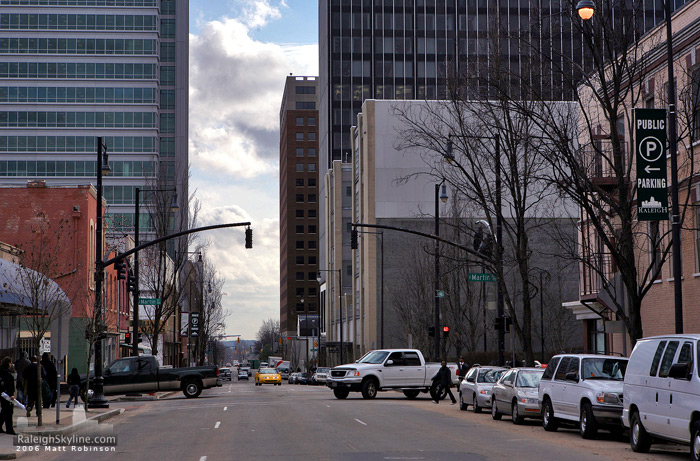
left=279, top=76, right=319, bottom=342
left=0, top=0, right=189, bottom=229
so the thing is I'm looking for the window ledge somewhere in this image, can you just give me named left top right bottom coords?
left=666, top=277, right=685, bottom=282
left=693, top=273, right=700, bottom=278
left=653, top=279, right=663, bottom=284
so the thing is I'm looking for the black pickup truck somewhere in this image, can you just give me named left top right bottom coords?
left=83, top=356, right=221, bottom=398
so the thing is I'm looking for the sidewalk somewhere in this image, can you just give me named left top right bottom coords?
left=0, top=390, right=175, bottom=459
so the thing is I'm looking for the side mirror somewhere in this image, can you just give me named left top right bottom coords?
left=466, top=377, right=475, bottom=383
left=669, top=362, right=691, bottom=380
left=104, top=368, right=112, bottom=376
left=565, top=372, right=578, bottom=382
left=385, top=360, right=394, bottom=366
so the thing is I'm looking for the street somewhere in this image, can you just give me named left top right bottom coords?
left=24, top=378, right=688, bottom=461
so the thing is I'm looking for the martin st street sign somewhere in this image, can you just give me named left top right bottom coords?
left=635, top=108, right=668, bottom=221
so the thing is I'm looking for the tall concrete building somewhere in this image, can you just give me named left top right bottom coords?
left=279, top=76, right=320, bottom=347
left=0, top=0, right=189, bottom=230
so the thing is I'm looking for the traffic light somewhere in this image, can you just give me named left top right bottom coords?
left=495, top=316, right=512, bottom=333
left=125, top=332, right=131, bottom=342
left=495, top=317, right=504, bottom=331
left=351, top=228, right=358, bottom=249
left=504, top=316, right=512, bottom=333
left=127, top=273, right=137, bottom=292
left=115, top=260, right=127, bottom=280
left=442, top=326, right=450, bottom=337
left=245, top=227, right=253, bottom=249
left=428, top=326, right=436, bottom=337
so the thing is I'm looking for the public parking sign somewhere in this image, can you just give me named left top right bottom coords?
left=190, top=312, right=200, bottom=337
left=635, top=108, right=668, bottom=221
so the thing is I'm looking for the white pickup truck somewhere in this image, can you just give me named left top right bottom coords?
left=326, top=349, right=459, bottom=400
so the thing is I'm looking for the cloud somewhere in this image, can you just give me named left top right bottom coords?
left=189, top=11, right=318, bottom=180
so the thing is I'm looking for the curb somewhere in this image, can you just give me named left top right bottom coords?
left=0, top=409, right=124, bottom=460
left=114, top=390, right=178, bottom=402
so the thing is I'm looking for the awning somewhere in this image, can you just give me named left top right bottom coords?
left=562, top=300, right=607, bottom=321
left=0, top=258, right=71, bottom=312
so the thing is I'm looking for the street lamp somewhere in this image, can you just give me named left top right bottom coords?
left=446, top=133, right=505, bottom=366
left=578, top=1, right=683, bottom=333
left=132, top=187, right=178, bottom=358
left=350, top=229, right=384, bottom=348
left=433, top=179, right=448, bottom=361
left=317, top=269, right=342, bottom=365
left=91, top=136, right=111, bottom=409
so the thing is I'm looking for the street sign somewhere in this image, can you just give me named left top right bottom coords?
left=635, top=108, right=668, bottom=221
left=40, top=338, right=51, bottom=353
left=190, top=312, right=200, bottom=337
left=468, top=273, right=496, bottom=282
left=435, top=290, right=445, bottom=298
left=139, top=298, right=161, bottom=305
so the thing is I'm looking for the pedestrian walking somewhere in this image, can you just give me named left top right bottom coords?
left=40, top=353, right=57, bottom=408
left=13, top=352, right=29, bottom=406
left=0, top=357, right=17, bottom=434
left=432, top=360, right=456, bottom=405
left=22, top=356, right=45, bottom=417
left=457, top=357, right=470, bottom=383
left=66, top=368, right=81, bottom=409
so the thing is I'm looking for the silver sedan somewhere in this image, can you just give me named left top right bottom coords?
left=459, top=366, right=507, bottom=413
left=491, top=367, right=545, bottom=424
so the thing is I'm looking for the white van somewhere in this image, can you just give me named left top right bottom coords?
left=622, top=334, right=700, bottom=459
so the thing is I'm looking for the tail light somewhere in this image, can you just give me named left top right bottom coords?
left=216, top=367, right=220, bottom=376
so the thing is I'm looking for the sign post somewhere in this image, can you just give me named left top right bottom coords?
left=635, top=108, right=668, bottom=221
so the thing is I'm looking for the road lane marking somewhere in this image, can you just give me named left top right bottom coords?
left=223, top=406, right=227, bottom=411
left=214, top=422, right=221, bottom=429
left=200, top=457, right=207, bottom=461
left=324, top=404, right=330, bottom=408
left=354, top=418, right=367, bottom=426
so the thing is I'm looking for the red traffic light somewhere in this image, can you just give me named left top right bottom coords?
left=442, top=326, right=450, bottom=333
left=287, top=336, right=291, bottom=340
left=125, top=332, right=131, bottom=340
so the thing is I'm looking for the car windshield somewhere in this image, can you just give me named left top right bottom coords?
left=316, top=368, right=330, bottom=373
left=582, top=358, right=628, bottom=380
left=515, top=371, right=544, bottom=388
left=358, top=351, right=390, bottom=364
left=259, top=368, right=276, bottom=374
left=477, top=369, right=504, bottom=383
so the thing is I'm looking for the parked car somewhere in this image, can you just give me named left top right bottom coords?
left=288, top=372, right=298, bottom=384
left=255, top=368, right=282, bottom=386
left=297, top=372, right=311, bottom=385
left=277, top=367, right=290, bottom=380
left=313, top=367, right=330, bottom=385
left=459, top=365, right=507, bottom=413
left=622, top=334, right=700, bottom=457
left=220, top=367, right=232, bottom=381
left=539, top=353, right=628, bottom=439
left=237, top=369, right=249, bottom=380
left=491, top=367, right=545, bottom=424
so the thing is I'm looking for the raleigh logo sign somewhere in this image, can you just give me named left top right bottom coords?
left=635, top=108, right=668, bottom=221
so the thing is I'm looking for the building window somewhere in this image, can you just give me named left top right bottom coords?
left=296, top=287, right=304, bottom=297
left=308, top=225, right=317, bottom=234
left=308, top=178, right=317, bottom=187
left=308, top=256, right=317, bottom=265
left=296, top=86, right=315, bottom=95
left=295, top=272, right=304, bottom=281
left=309, top=287, right=317, bottom=296
left=296, top=225, right=304, bottom=234
left=308, top=209, right=317, bottom=218
left=295, top=256, right=304, bottom=265
left=308, top=272, right=317, bottom=281
left=649, top=221, right=662, bottom=279
left=308, top=194, right=317, bottom=203
left=296, top=132, right=304, bottom=141
left=296, top=102, right=315, bottom=110
left=346, top=222, right=352, bottom=233
left=308, top=164, right=316, bottom=172
left=295, top=194, right=304, bottom=203
left=346, top=186, right=352, bottom=196
left=295, top=147, right=304, bottom=157
left=308, top=148, right=317, bottom=157
left=308, top=117, right=316, bottom=126
left=296, top=302, right=305, bottom=312
left=295, top=241, right=304, bottom=249
left=296, top=117, right=304, bottom=126
left=296, top=163, right=304, bottom=172
left=296, top=209, right=304, bottom=218
left=295, top=178, right=304, bottom=187
left=307, top=132, right=317, bottom=141
left=308, top=241, right=317, bottom=249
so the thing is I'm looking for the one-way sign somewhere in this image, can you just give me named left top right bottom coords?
left=635, top=108, right=668, bottom=221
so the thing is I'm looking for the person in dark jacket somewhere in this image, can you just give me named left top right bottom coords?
left=13, top=352, right=29, bottom=406
left=22, top=356, right=44, bottom=417
left=457, top=357, right=470, bottom=383
left=432, top=360, right=456, bottom=405
left=66, top=368, right=81, bottom=409
left=0, top=357, right=16, bottom=434
left=40, top=353, right=57, bottom=408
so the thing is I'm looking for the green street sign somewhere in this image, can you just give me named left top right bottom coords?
left=635, top=108, right=668, bottom=221
left=468, top=273, right=496, bottom=282
left=436, top=290, right=445, bottom=298
left=139, top=298, right=161, bottom=305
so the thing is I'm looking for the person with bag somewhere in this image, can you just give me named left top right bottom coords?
left=432, top=360, right=457, bottom=405
left=0, top=357, right=17, bottom=435
left=66, top=368, right=81, bottom=409
left=40, top=353, right=57, bottom=408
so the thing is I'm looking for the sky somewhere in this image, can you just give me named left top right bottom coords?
left=187, top=0, right=318, bottom=340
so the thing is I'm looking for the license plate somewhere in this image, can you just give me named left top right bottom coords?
left=328, top=381, right=337, bottom=388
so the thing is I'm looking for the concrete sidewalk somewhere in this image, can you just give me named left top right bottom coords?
left=0, top=391, right=176, bottom=459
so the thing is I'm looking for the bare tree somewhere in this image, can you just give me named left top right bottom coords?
left=196, top=257, right=227, bottom=365
left=256, top=318, right=280, bottom=362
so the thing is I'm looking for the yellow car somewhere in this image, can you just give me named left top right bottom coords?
left=255, top=368, right=282, bottom=386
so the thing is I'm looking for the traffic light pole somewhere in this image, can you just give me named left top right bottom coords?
left=434, top=181, right=443, bottom=361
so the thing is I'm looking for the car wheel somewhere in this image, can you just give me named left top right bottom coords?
left=182, top=379, right=202, bottom=398
left=333, top=388, right=349, bottom=399
left=580, top=401, right=598, bottom=439
left=473, top=394, right=482, bottom=413
left=459, top=392, right=468, bottom=411
left=512, top=401, right=524, bottom=425
left=691, top=421, right=700, bottom=461
left=630, top=411, right=652, bottom=453
left=491, top=400, right=501, bottom=420
left=542, top=398, right=558, bottom=432
left=361, top=378, right=378, bottom=399
left=403, top=390, right=420, bottom=399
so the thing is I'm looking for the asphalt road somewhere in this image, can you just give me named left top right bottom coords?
left=23, top=378, right=689, bottom=461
